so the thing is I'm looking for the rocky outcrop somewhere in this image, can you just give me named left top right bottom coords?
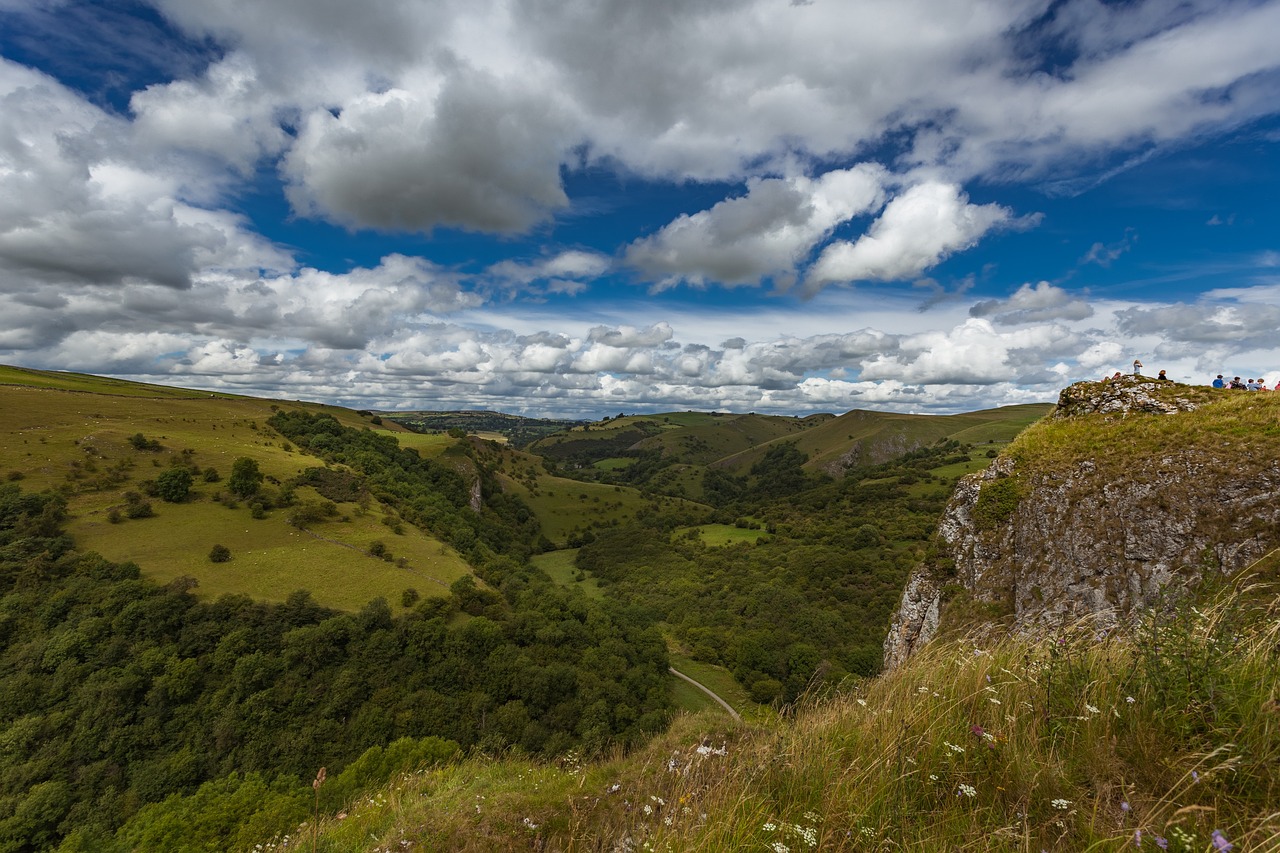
left=1054, top=376, right=1201, bottom=417
left=884, top=379, right=1280, bottom=669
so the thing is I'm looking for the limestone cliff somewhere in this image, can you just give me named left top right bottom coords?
left=884, top=377, right=1280, bottom=670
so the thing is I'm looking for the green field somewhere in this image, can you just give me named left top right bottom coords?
left=674, top=523, right=769, bottom=547
left=530, top=548, right=603, bottom=599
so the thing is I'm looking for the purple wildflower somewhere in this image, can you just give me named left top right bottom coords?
left=1191, top=770, right=1200, bottom=783
left=1154, top=836, right=1168, bottom=850
left=1121, top=801, right=1131, bottom=813
left=970, top=724, right=985, bottom=737
left=1211, top=830, right=1233, bottom=851
left=1134, top=830, right=1141, bottom=847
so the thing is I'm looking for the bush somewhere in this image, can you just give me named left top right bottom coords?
left=401, top=588, right=420, bottom=608
left=208, top=544, right=231, bottom=563
left=155, top=468, right=193, bottom=502
left=972, top=476, right=1023, bottom=531
left=227, top=457, right=263, bottom=498
left=202, top=467, right=221, bottom=483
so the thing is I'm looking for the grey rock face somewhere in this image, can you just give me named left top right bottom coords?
left=884, top=380, right=1280, bottom=669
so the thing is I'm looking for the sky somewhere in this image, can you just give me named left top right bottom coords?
left=1, top=0, right=1278, bottom=418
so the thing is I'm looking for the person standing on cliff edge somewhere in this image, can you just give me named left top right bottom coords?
left=1133, top=359, right=1143, bottom=376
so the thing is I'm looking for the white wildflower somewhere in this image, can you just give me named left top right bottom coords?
left=1051, top=798, right=1072, bottom=810
left=958, top=784, right=977, bottom=798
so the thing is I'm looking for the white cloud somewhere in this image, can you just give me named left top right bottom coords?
left=282, top=74, right=575, bottom=234
left=969, top=281, right=1094, bottom=325
left=807, top=182, right=1017, bottom=290
left=131, top=53, right=289, bottom=173
left=625, top=164, right=887, bottom=289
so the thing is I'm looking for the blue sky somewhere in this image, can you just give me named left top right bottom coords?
left=1, top=0, right=1278, bottom=417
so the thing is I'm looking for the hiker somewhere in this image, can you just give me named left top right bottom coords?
left=1247, top=378, right=1262, bottom=391
left=1230, top=376, right=1246, bottom=389
left=1212, top=374, right=1225, bottom=388
left=1157, top=370, right=1169, bottom=381
left=1133, top=359, right=1143, bottom=376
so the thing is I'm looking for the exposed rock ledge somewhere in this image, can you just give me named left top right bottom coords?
left=884, top=379, right=1280, bottom=671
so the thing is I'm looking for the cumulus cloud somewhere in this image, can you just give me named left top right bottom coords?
left=806, top=182, right=1018, bottom=291
left=0, top=59, right=290, bottom=290
left=283, top=73, right=574, bottom=234
left=969, top=281, right=1094, bottom=325
left=131, top=53, right=289, bottom=173
left=486, top=249, right=611, bottom=297
left=625, top=164, right=887, bottom=289
left=1116, top=302, right=1280, bottom=350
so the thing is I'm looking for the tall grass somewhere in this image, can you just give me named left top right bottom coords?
left=281, top=575, right=1280, bottom=852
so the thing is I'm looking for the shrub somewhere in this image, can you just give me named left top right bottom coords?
left=208, top=544, right=231, bottom=563
left=401, top=588, right=420, bottom=608
left=227, top=457, right=263, bottom=498
left=972, top=476, right=1022, bottom=531
left=155, top=468, right=193, bottom=503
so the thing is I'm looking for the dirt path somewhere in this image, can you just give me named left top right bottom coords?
left=669, top=666, right=742, bottom=721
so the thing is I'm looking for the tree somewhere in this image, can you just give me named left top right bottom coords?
left=209, top=544, right=231, bottom=562
left=155, top=468, right=193, bottom=502
left=227, top=457, right=263, bottom=498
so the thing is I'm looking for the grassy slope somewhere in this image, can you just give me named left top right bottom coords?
left=630, top=413, right=816, bottom=464
left=714, top=403, right=1053, bottom=475
left=475, top=441, right=710, bottom=546
left=0, top=367, right=471, bottom=612
left=264, top=557, right=1280, bottom=852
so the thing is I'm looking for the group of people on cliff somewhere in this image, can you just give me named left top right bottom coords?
left=1104, top=360, right=1278, bottom=390
left=1211, top=374, right=1278, bottom=391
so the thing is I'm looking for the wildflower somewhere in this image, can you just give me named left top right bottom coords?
left=643, top=804, right=652, bottom=815
left=958, top=784, right=977, bottom=798
left=944, top=740, right=965, bottom=754
left=1051, top=798, right=1072, bottom=810
left=970, top=724, right=985, bottom=737
left=763, top=822, right=777, bottom=832
left=803, top=811, right=820, bottom=823
left=918, top=686, right=930, bottom=693
left=989, top=697, right=1001, bottom=705
left=1154, top=836, right=1168, bottom=849
left=929, top=774, right=939, bottom=781
left=1085, top=703, right=1099, bottom=715
left=1121, top=801, right=1130, bottom=813
left=1211, top=830, right=1233, bottom=851
left=1134, top=830, right=1141, bottom=847
left=1126, top=696, right=1136, bottom=704
left=770, top=843, right=790, bottom=853
left=1191, top=770, right=1200, bottom=783
left=522, top=817, right=538, bottom=830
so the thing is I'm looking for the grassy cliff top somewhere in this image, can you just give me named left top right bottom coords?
left=1008, top=379, right=1280, bottom=477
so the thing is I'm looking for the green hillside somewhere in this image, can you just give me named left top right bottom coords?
left=717, top=403, right=1053, bottom=477
left=0, top=367, right=473, bottom=612
left=0, top=365, right=1073, bottom=852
